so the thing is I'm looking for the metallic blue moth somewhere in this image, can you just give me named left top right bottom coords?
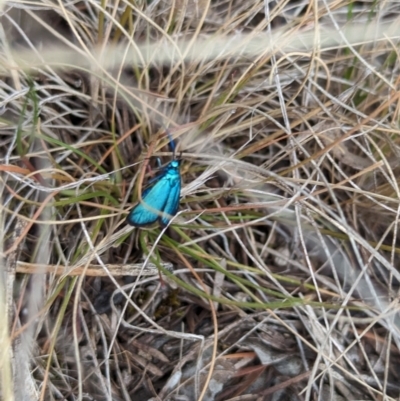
left=126, top=157, right=181, bottom=227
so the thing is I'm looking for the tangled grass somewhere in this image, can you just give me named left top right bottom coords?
left=1, top=1, right=400, bottom=400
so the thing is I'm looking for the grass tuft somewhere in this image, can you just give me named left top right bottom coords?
left=1, top=1, right=400, bottom=400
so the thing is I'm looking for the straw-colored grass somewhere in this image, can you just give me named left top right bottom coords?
left=1, top=1, right=400, bottom=400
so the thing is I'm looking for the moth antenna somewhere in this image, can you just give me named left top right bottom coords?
left=165, top=129, right=176, bottom=158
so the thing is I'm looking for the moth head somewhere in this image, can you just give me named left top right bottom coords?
left=170, top=159, right=181, bottom=168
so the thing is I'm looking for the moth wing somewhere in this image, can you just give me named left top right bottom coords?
left=159, top=178, right=181, bottom=226
left=140, top=163, right=173, bottom=198
left=126, top=177, right=170, bottom=227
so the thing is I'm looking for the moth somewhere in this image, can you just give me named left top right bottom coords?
left=126, top=133, right=181, bottom=227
